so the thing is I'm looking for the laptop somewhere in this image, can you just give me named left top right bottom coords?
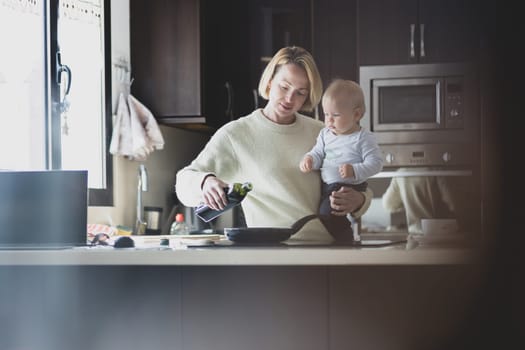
left=0, top=170, right=88, bottom=249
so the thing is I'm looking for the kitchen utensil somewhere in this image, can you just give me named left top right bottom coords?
left=224, top=214, right=319, bottom=243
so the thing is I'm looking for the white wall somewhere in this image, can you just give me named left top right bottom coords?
left=88, top=0, right=209, bottom=230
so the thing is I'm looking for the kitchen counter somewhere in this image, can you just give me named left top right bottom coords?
left=0, top=242, right=478, bottom=266
left=0, top=238, right=487, bottom=350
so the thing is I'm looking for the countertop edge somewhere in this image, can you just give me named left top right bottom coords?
left=0, top=247, right=480, bottom=266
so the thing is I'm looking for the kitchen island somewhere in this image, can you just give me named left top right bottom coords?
left=0, top=241, right=489, bottom=350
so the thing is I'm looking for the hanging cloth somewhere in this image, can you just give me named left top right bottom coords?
left=110, top=92, right=164, bottom=161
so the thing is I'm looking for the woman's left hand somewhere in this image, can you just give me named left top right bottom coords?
left=330, top=186, right=364, bottom=216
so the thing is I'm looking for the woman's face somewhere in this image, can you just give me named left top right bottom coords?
left=265, top=63, right=309, bottom=122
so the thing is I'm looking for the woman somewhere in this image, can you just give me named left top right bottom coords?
left=176, top=46, right=372, bottom=241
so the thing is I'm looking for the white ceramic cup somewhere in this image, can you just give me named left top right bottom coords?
left=420, top=219, right=458, bottom=236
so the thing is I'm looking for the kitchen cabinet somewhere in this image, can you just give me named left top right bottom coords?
left=2, top=264, right=485, bottom=350
left=130, top=0, right=202, bottom=123
left=203, top=0, right=313, bottom=123
left=181, top=267, right=328, bottom=350
left=328, top=266, right=479, bottom=350
left=248, top=0, right=312, bottom=71
left=130, top=0, right=252, bottom=128
left=358, top=0, right=481, bottom=65
left=313, top=0, right=358, bottom=86
left=200, top=0, right=252, bottom=128
left=248, top=0, right=313, bottom=109
left=130, top=0, right=313, bottom=128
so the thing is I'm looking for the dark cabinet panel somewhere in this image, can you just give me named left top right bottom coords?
left=329, top=266, right=481, bottom=350
left=248, top=0, right=313, bottom=109
left=203, top=0, right=313, bottom=124
left=200, top=0, right=252, bottom=127
left=358, top=0, right=481, bottom=65
left=417, top=0, right=481, bottom=63
left=130, top=0, right=202, bottom=120
left=249, top=0, right=312, bottom=64
left=182, top=267, right=328, bottom=350
left=313, top=0, right=358, bottom=86
left=358, top=0, right=416, bottom=66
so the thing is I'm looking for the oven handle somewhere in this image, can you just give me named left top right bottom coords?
left=372, top=169, right=473, bottom=178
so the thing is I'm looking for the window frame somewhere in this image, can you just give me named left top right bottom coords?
left=48, top=0, right=113, bottom=206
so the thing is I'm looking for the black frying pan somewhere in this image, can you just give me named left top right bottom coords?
left=224, top=214, right=319, bottom=243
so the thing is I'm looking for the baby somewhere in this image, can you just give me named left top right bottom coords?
left=300, top=79, right=383, bottom=241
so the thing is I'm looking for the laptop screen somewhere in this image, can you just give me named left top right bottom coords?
left=0, top=170, right=88, bottom=247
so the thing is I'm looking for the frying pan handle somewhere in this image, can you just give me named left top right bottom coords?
left=290, top=214, right=319, bottom=234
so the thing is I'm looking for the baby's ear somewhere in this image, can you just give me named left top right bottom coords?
left=354, top=107, right=364, bottom=120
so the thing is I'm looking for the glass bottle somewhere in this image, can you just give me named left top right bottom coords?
left=170, top=213, right=190, bottom=235
left=195, top=182, right=253, bottom=222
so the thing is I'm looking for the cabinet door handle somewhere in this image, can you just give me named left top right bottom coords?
left=410, top=24, right=416, bottom=58
left=253, top=88, right=259, bottom=109
left=225, top=81, right=234, bottom=121
left=420, top=23, right=426, bottom=58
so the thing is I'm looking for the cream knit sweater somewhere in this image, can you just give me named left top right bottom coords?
left=176, top=109, right=371, bottom=241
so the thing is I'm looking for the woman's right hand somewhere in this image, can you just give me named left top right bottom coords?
left=201, top=175, right=229, bottom=210
left=330, top=186, right=365, bottom=216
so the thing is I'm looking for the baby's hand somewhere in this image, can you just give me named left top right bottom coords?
left=300, top=156, right=314, bottom=173
left=339, top=164, right=354, bottom=179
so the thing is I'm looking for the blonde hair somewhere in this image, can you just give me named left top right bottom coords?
left=322, top=79, right=366, bottom=115
left=258, top=46, right=322, bottom=112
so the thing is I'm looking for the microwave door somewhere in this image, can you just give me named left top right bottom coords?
left=372, top=78, right=443, bottom=131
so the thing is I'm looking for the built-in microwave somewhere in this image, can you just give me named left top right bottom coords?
left=360, top=63, right=479, bottom=168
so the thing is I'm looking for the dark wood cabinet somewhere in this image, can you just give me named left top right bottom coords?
left=129, top=0, right=483, bottom=128
left=130, top=0, right=202, bottom=123
left=313, top=0, right=358, bottom=86
left=203, top=0, right=313, bottom=123
left=200, top=0, right=252, bottom=128
left=247, top=0, right=313, bottom=109
left=130, top=0, right=252, bottom=128
left=358, top=0, right=481, bottom=65
left=130, top=0, right=312, bottom=128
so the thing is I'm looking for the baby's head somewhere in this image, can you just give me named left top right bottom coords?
left=322, top=79, right=365, bottom=135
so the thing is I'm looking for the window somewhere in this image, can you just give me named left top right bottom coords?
left=0, top=0, right=112, bottom=206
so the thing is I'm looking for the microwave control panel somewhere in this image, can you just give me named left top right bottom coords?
left=381, top=144, right=475, bottom=167
left=444, top=78, right=464, bottom=129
